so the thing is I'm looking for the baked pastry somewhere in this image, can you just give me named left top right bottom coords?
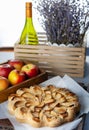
left=8, top=85, right=80, bottom=127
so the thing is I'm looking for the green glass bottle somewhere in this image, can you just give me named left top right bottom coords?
left=20, top=2, right=38, bottom=45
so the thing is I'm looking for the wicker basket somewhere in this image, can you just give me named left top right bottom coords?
left=14, top=33, right=86, bottom=78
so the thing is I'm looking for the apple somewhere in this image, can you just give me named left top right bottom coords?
left=0, top=76, right=9, bottom=91
left=8, top=69, right=26, bottom=85
left=0, top=64, right=14, bottom=78
left=21, top=63, right=39, bottom=78
left=8, top=59, right=25, bottom=71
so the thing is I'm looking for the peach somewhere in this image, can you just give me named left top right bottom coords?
left=0, top=76, right=9, bottom=91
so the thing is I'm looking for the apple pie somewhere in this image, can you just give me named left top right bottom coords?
left=8, top=85, right=80, bottom=127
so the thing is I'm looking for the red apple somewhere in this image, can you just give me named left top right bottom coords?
left=8, top=69, right=26, bottom=85
left=0, top=76, right=9, bottom=91
left=0, top=64, right=14, bottom=78
left=21, top=63, right=39, bottom=78
left=8, top=59, right=24, bottom=71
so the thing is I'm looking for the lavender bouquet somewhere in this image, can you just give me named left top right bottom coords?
left=33, top=0, right=89, bottom=46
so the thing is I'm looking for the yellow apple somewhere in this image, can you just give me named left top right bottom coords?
left=8, top=69, right=26, bottom=85
left=0, top=76, right=9, bottom=91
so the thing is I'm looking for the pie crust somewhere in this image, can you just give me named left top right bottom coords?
left=8, top=85, right=80, bottom=127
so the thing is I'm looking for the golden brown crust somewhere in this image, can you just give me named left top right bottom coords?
left=8, top=85, right=80, bottom=127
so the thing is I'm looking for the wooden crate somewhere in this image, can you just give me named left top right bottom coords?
left=14, top=32, right=86, bottom=78
left=14, top=44, right=85, bottom=77
left=0, top=69, right=48, bottom=103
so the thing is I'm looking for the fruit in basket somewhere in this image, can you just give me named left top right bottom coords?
left=0, top=64, right=14, bottom=78
left=8, top=59, right=24, bottom=71
left=21, top=63, right=39, bottom=78
left=8, top=69, right=26, bottom=85
left=0, top=76, right=9, bottom=91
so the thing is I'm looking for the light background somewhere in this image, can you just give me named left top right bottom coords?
left=0, top=0, right=44, bottom=47
left=0, top=0, right=89, bottom=47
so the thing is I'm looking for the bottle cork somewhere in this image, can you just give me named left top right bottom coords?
left=26, top=2, right=32, bottom=8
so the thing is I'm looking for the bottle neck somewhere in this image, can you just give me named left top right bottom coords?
left=26, top=7, right=32, bottom=18
left=25, top=17, right=33, bottom=25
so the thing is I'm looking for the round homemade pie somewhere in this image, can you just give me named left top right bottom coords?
left=8, top=85, right=80, bottom=127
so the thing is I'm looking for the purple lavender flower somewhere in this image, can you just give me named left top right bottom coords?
left=33, top=0, right=89, bottom=46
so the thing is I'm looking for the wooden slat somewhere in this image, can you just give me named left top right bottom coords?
left=15, top=44, right=85, bottom=52
left=15, top=49, right=84, bottom=56
left=15, top=53, right=84, bottom=62
left=17, top=58, right=84, bottom=65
